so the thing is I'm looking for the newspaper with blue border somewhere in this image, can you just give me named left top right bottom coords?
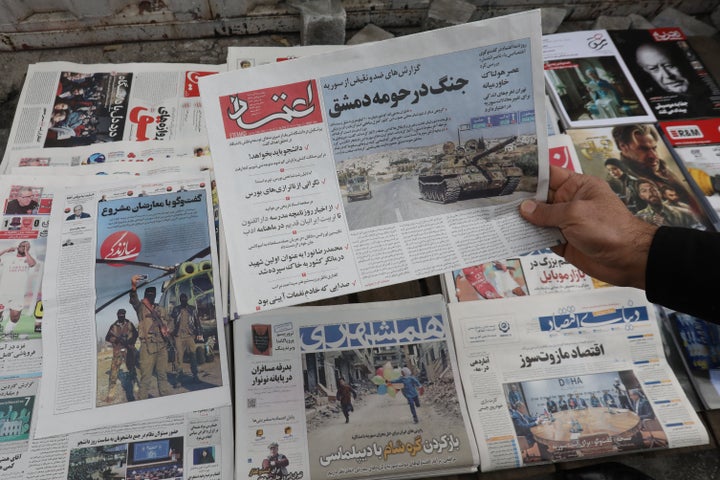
left=448, top=288, right=708, bottom=471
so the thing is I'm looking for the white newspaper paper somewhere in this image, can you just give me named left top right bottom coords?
left=449, top=288, right=709, bottom=471
left=233, top=295, right=479, bottom=480
left=200, top=10, right=561, bottom=315
left=36, top=172, right=231, bottom=437
left=227, top=45, right=349, bottom=70
left=2, top=61, right=223, bottom=172
left=21, top=406, right=233, bottom=480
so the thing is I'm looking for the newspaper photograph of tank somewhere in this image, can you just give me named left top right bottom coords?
left=323, top=40, right=540, bottom=231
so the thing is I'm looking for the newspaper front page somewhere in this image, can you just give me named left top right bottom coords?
left=449, top=288, right=709, bottom=471
left=24, top=406, right=233, bottom=480
left=35, top=172, right=231, bottom=438
left=2, top=61, right=223, bottom=171
left=233, top=295, right=479, bottom=480
left=200, top=10, right=561, bottom=315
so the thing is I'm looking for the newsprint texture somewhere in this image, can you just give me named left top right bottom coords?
left=36, top=172, right=231, bottom=438
left=449, top=288, right=708, bottom=471
left=233, top=295, right=478, bottom=480
left=200, top=10, right=562, bottom=315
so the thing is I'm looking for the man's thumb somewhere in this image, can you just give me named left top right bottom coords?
left=519, top=199, right=555, bottom=227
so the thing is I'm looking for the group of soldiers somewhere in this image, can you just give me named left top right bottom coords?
left=104, top=274, right=205, bottom=402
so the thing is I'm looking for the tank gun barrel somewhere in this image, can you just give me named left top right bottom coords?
left=470, top=135, right=517, bottom=165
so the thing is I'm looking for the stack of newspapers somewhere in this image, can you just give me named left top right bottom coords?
left=0, top=9, right=712, bottom=479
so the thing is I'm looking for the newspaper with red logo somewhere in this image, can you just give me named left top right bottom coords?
left=0, top=173, right=232, bottom=480
left=1, top=62, right=223, bottom=172
left=200, top=10, right=562, bottom=315
left=659, top=118, right=720, bottom=216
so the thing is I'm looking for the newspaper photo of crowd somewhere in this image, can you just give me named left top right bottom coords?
left=46, top=71, right=132, bottom=147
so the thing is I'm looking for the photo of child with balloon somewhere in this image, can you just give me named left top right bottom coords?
left=372, top=365, right=423, bottom=423
left=303, top=341, right=474, bottom=479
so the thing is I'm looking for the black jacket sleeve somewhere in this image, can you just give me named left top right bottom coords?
left=646, top=226, right=720, bottom=322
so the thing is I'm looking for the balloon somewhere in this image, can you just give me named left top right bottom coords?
left=383, top=363, right=400, bottom=381
left=377, top=384, right=387, bottom=395
left=371, top=375, right=385, bottom=386
left=376, top=367, right=384, bottom=377
left=387, top=387, right=397, bottom=398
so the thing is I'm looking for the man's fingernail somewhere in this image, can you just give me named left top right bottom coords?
left=520, top=200, right=537, bottom=214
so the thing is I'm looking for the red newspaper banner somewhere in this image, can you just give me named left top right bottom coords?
left=660, top=118, right=720, bottom=146
left=219, top=80, right=323, bottom=138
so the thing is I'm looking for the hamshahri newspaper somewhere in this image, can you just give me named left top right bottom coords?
left=448, top=288, right=708, bottom=471
left=1, top=61, right=223, bottom=172
left=609, top=28, right=720, bottom=120
left=0, top=174, right=232, bottom=480
left=199, top=9, right=562, bottom=315
left=233, top=295, right=478, bottom=479
left=33, top=172, right=231, bottom=438
left=542, top=29, right=655, bottom=129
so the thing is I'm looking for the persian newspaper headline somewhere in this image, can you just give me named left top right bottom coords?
left=0, top=174, right=232, bottom=479
left=33, top=172, right=231, bottom=438
left=2, top=61, right=223, bottom=172
left=233, top=295, right=478, bottom=480
left=449, top=288, right=708, bottom=471
left=200, top=10, right=562, bottom=315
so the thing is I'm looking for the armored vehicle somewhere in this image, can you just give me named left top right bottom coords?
left=346, top=175, right=372, bottom=201
left=418, top=136, right=521, bottom=203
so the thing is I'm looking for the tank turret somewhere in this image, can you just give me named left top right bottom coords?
left=418, top=136, right=521, bottom=203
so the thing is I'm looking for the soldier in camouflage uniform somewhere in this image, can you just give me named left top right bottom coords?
left=104, top=308, right=138, bottom=402
left=130, top=274, right=172, bottom=400
left=171, top=293, right=204, bottom=385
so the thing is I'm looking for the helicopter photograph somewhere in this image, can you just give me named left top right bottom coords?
left=93, top=188, right=224, bottom=406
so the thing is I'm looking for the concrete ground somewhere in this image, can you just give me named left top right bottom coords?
left=1, top=28, right=720, bottom=480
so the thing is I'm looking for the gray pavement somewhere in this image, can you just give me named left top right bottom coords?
left=1, top=29, right=720, bottom=480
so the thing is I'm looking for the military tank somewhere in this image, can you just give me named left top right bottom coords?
left=418, top=136, right=521, bottom=203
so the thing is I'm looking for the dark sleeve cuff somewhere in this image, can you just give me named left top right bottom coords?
left=646, top=226, right=720, bottom=322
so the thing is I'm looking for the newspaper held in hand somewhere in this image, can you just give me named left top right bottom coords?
left=200, top=10, right=561, bottom=315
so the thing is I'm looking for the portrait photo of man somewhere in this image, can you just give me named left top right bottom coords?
left=5, top=186, right=39, bottom=215
left=66, top=204, right=91, bottom=220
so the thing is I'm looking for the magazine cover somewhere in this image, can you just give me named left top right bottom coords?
left=566, top=123, right=717, bottom=230
left=542, top=30, right=655, bottom=128
left=659, top=118, right=720, bottom=216
left=609, top=28, right=720, bottom=120
left=233, top=296, right=479, bottom=479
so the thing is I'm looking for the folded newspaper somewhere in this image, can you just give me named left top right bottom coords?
left=200, top=9, right=562, bottom=315
left=448, top=288, right=709, bottom=471
left=233, top=295, right=479, bottom=479
left=2, top=61, right=223, bottom=172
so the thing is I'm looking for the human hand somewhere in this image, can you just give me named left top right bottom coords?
left=519, top=166, right=657, bottom=289
left=131, top=274, right=143, bottom=288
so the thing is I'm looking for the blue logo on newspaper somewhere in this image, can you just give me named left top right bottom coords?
left=538, top=306, right=649, bottom=332
left=299, top=315, right=445, bottom=352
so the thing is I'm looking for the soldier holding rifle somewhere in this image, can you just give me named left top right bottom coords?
left=130, top=274, right=173, bottom=400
